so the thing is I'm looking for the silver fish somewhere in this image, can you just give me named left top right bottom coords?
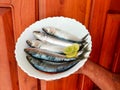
left=33, top=31, right=76, bottom=47
left=24, top=48, right=76, bottom=62
left=26, top=39, right=64, bottom=53
left=26, top=55, right=83, bottom=73
left=42, top=26, right=89, bottom=43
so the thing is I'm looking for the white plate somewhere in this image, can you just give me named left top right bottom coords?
left=15, top=17, right=92, bottom=81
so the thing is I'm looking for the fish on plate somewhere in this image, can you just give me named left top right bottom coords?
left=26, top=55, right=86, bottom=73
left=33, top=31, right=88, bottom=47
left=33, top=31, right=75, bottom=47
left=42, top=26, right=89, bottom=43
left=26, top=39, right=64, bottom=54
left=24, top=48, right=76, bottom=62
left=24, top=43, right=89, bottom=62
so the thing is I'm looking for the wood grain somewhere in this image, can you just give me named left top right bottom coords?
left=110, top=14, right=120, bottom=73
left=0, top=0, right=10, bottom=4
left=11, top=0, right=39, bottom=90
left=109, top=0, right=120, bottom=12
left=39, top=0, right=89, bottom=24
left=0, top=8, right=18, bottom=90
left=0, top=0, right=120, bottom=90
left=41, top=74, right=79, bottom=90
left=112, top=36, right=120, bottom=73
left=99, top=14, right=120, bottom=69
left=89, top=0, right=111, bottom=63
left=82, top=0, right=111, bottom=90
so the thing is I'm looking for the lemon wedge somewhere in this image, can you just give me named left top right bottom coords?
left=66, top=51, right=78, bottom=58
left=73, top=43, right=80, bottom=51
left=63, top=43, right=80, bottom=58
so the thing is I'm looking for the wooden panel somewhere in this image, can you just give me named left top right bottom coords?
left=109, top=0, right=120, bottom=12
left=83, top=0, right=111, bottom=90
left=41, top=74, right=79, bottom=90
left=110, top=15, right=120, bottom=73
left=11, top=0, right=37, bottom=39
left=10, top=0, right=39, bottom=90
left=0, top=0, right=10, bottom=4
left=99, top=14, right=120, bottom=69
left=93, top=14, right=120, bottom=90
left=39, top=0, right=92, bottom=90
left=0, top=8, right=18, bottom=90
left=112, top=33, right=120, bottom=73
left=39, top=0, right=91, bottom=25
left=89, top=0, right=111, bottom=62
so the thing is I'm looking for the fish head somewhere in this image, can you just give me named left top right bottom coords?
left=33, top=31, right=46, bottom=40
left=42, top=27, right=55, bottom=35
left=26, top=40, right=43, bottom=48
left=26, top=40, right=33, bottom=47
left=33, top=31, right=41, bottom=36
left=24, top=48, right=37, bottom=56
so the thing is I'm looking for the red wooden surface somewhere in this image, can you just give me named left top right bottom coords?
left=0, top=0, right=120, bottom=90
left=112, top=29, right=120, bottom=73
left=0, top=0, right=39, bottom=90
left=0, top=8, right=18, bottom=90
left=110, top=0, right=120, bottom=12
left=99, top=14, right=120, bottom=69
left=82, top=0, right=111, bottom=89
left=11, top=0, right=39, bottom=90
left=0, top=0, right=10, bottom=4
left=108, top=14, right=120, bottom=73
left=39, top=0, right=91, bottom=27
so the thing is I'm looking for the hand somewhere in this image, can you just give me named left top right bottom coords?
left=74, top=60, right=120, bottom=90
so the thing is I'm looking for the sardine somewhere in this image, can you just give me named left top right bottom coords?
left=26, top=55, right=83, bottom=73
left=33, top=31, right=77, bottom=47
left=26, top=39, right=64, bottom=53
left=24, top=48, right=76, bottom=62
left=42, top=26, right=89, bottom=43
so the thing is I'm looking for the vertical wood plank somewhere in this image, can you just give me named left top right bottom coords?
left=112, top=35, right=120, bottom=73
left=0, top=8, right=17, bottom=90
left=109, top=0, right=120, bottom=12
left=39, top=0, right=46, bottom=19
left=41, top=74, right=79, bottom=90
left=11, top=0, right=36, bottom=39
left=39, top=0, right=88, bottom=23
left=82, top=0, right=111, bottom=90
left=84, top=0, right=92, bottom=28
left=92, top=14, right=120, bottom=90
left=0, top=0, right=10, bottom=4
left=2, top=8, right=19, bottom=90
left=109, top=14, right=120, bottom=73
left=99, top=14, right=120, bottom=69
left=89, top=0, right=111, bottom=63
left=11, top=0, right=39, bottom=90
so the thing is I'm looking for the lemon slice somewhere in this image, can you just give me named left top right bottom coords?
left=66, top=51, right=78, bottom=58
left=63, top=43, right=80, bottom=58
left=64, top=46, right=74, bottom=54
left=73, top=43, right=80, bottom=51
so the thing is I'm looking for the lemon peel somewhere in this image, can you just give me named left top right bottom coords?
left=63, top=43, right=80, bottom=58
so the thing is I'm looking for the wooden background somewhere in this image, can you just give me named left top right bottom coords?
left=0, top=0, right=120, bottom=90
